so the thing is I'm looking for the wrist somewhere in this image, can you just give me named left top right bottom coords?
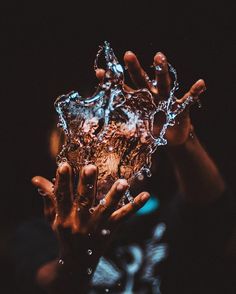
left=168, top=125, right=198, bottom=154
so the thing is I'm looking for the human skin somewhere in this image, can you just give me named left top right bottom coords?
left=32, top=164, right=150, bottom=293
left=32, top=49, right=225, bottom=293
left=120, top=50, right=225, bottom=205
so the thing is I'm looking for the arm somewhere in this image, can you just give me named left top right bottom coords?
left=167, top=129, right=225, bottom=205
left=32, top=163, right=150, bottom=293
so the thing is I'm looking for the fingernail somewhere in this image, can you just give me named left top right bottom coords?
left=141, top=193, right=150, bottom=202
left=31, top=177, right=38, bottom=184
left=58, top=164, right=69, bottom=175
left=116, top=179, right=128, bottom=192
left=84, top=165, right=97, bottom=177
left=154, top=52, right=167, bottom=69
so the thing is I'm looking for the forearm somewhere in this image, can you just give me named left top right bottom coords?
left=168, top=130, right=225, bottom=205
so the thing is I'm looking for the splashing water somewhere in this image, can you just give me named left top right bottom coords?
left=54, top=41, right=192, bottom=203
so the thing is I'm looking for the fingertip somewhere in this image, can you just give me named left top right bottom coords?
left=154, top=52, right=168, bottom=72
left=58, top=162, right=70, bottom=175
left=95, top=68, right=105, bottom=81
left=84, top=164, right=97, bottom=177
left=124, top=51, right=137, bottom=63
left=193, top=79, right=207, bottom=94
left=140, top=192, right=150, bottom=202
left=31, top=176, right=40, bottom=185
left=197, top=79, right=206, bottom=88
left=116, top=179, right=128, bottom=192
left=154, top=52, right=166, bottom=63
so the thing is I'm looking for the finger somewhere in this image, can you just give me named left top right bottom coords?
left=94, top=179, right=128, bottom=220
left=96, top=67, right=134, bottom=92
left=95, top=68, right=105, bottom=84
left=109, top=192, right=150, bottom=226
left=32, top=176, right=55, bottom=222
left=124, top=51, right=154, bottom=92
left=31, top=176, right=54, bottom=199
left=54, top=162, right=73, bottom=219
left=153, top=52, right=171, bottom=100
left=177, top=79, right=206, bottom=105
left=77, top=164, right=97, bottom=210
left=123, top=83, right=135, bottom=92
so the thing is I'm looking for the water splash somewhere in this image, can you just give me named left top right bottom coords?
left=54, top=41, right=191, bottom=203
left=101, top=229, right=111, bottom=236
left=87, top=249, right=93, bottom=255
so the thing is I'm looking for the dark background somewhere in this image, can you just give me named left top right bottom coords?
left=1, top=0, right=236, bottom=239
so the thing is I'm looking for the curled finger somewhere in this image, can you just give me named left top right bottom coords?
left=177, top=79, right=206, bottom=105
left=93, top=179, right=128, bottom=221
left=109, top=192, right=150, bottom=227
left=31, top=176, right=55, bottom=221
left=124, top=51, right=154, bottom=91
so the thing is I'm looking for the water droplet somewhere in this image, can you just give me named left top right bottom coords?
left=87, top=267, right=93, bottom=275
left=197, top=99, right=202, bottom=108
left=87, top=249, right=93, bottom=255
left=52, top=177, right=56, bottom=183
left=108, top=146, right=113, bottom=152
left=58, top=259, right=64, bottom=265
left=86, top=184, right=94, bottom=189
left=145, top=74, right=151, bottom=82
left=89, top=207, right=95, bottom=214
left=146, top=169, right=152, bottom=177
left=117, top=283, right=121, bottom=287
left=77, top=207, right=81, bottom=212
left=101, top=229, right=110, bottom=236
left=38, top=189, right=47, bottom=196
left=155, top=65, right=162, bottom=72
left=152, top=80, right=157, bottom=87
left=105, top=289, right=109, bottom=292
left=137, top=173, right=144, bottom=181
left=189, top=132, right=194, bottom=139
left=99, top=198, right=106, bottom=206
left=125, top=190, right=134, bottom=203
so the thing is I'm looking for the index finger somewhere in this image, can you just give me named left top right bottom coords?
left=153, top=52, right=171, bottom=100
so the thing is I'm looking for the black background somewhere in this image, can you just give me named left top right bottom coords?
left=1, top=0, right=236, bottom=236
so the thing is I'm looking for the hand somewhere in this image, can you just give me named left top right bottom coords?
left=32, top=163, right=150, bottom=291
left=96, top=51, right=206, bottom=146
